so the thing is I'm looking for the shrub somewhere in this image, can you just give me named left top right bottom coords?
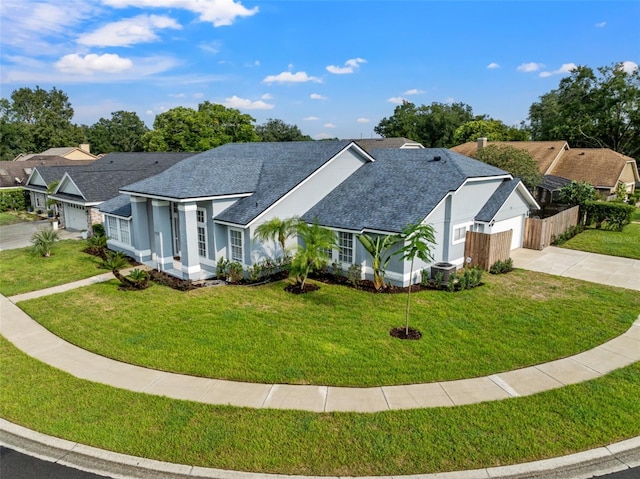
left=551, top=225, right=584, bottom=245
left=584, top=201, right=634, bottom=231
left=489, top=258, right=514, bottom=274
left=331, top=260, right=343, bottom=278
left=227, top=261, right=244, bottom=283
left=346, top=264, right=362, bottom=286
left=420, top=268, right=430, bottom=286
left=92, top=223, right=106, bottom=237
left=0, top=189, right=27, bottom=212
left=216, top=257, right=229, bottom=278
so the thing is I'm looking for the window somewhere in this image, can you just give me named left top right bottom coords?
left=230, top=229, right=243, bottom=262
left=171, top=203, right=180, bottom=255
left=452, top=222, right=473, bottom=245
left=196, top=208, right=207, bottom=258
left=105, top=215, right=131, bottom=245
left=337, top=232, right=353, bottom=264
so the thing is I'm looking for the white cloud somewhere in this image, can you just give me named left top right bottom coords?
left=326, top=57, right=366, bottom=74
left=487, top=62, right=500, bottom=69
left=222, top=95, right=274, bottom=110
left=78, top=14, right=181, bottom=47
left=357, top=118, right=370, bottom=123
left=262, top=71, right=322, bottom=84
left=304, top=116, right=319, bottom=121
left=310, top=93, right=327, bottom=100
left=261, top=93, right=273, bottom=100
left=595, top=21, right=606, bottom=28
left=387, top=97, right=405, bottom=104
left=517, top=62, right=544, bottom=72
left=102, top=0, right=258, bottom=27
left=539, top=63, right=577, bottom=77
left=324, top=123, right=336, bottom=128
left=193, top=92, right=204, bottom=98
left=169, top=93, right=186, bottom=98
left=404, top=88, right=424, bottom=95
left=199, top=41, right=222, bottom=54
left=619, top=61, right=638, bottom=74
left=55, top=53, right=133, bottom=75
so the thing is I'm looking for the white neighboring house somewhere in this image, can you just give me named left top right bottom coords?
left=100, top=141, right=539, bottom=286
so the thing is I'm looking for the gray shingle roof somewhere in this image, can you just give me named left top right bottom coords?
left=122, top=141, right=357, bottom=225
left=98, top=194, right=132, bottom=217
left=475, top=178, right=521, bottom=223
left=56, top=152, right=195, bottom=202
left=302, top=148, right=510, bottom=233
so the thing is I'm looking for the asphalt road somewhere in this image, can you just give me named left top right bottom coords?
left=0, top=447, right=112, bottom=479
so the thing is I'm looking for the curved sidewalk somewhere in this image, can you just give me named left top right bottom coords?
left=1, top=274, right=639, bottom=412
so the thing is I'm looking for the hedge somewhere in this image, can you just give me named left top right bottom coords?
left=584, top=201, right=634, bottom=231
left=0, top=188, right=28, bottom=212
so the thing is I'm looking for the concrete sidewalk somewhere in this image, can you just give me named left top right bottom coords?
left=511, top=246, right=640, bottom=291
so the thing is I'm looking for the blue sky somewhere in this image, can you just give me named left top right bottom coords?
left=1, top=0, right=639, bottom=141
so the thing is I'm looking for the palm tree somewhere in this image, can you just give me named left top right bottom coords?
left=31, top=228, right=60, bottom=257
left=290, top=220, right=337, bottom=290
left=356, top=232, right=401, bottom=290
left=253, top=216, right=300, bottom=259
left=394, top=222, right=436, bottom=336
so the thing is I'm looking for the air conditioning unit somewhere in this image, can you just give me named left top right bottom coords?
left=430, top=262, right=457, bottom=283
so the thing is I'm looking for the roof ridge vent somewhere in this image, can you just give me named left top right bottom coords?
left=433, top=155, right=441, bottom=161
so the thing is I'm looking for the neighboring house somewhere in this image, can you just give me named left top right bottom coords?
left=1, top=157, right=94, bottom=190
left=101, top=141, right=538, bottom=286
left=13, top=144, right=97, bottom=162
left=47, top=152, right=195, bottom=231
left=451, top=139, right=640, bottom=199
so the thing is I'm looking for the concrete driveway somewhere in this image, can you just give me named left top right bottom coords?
left=511, top=246, right=640, bottom=291
left=0, top=221, right=82, bottom=251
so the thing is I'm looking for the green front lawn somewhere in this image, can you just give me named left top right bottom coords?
left=20, top=270, right=640, bottom=386
left=0, top=240, right=105, bottom=296
left=0, top=211, right=39, bottom=226
left=2, top=336, right=639, bottom=476
left=560, top=223, right=640, bottom=260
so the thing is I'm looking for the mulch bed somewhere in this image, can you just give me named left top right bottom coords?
left=389, top=326, right=422, bottom=340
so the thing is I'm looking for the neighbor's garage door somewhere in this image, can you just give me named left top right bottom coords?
left=492, top=215, right=524, bottom=250
left=64, top=203, right=87, bottom=231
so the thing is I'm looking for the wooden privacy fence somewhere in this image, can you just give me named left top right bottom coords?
left=523, top=206, right=579, bottom=250
left=464, top=229, right=512, bottom=270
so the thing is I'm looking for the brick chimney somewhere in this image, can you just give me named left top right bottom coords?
left=477, top=137, right=487, bottom=151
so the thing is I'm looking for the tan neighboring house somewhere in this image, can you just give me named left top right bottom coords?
left=451, top=139, right=639, bottom=200
left=13, top=144, right=97, bottom=162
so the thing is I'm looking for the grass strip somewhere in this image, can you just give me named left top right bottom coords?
left=0, top=240, right=104, bottom=296
left=560, top=223, right=640, bottom=260
left=1, top=335, right=639, bottom=476
left=19, top=269, right=640, bottom=386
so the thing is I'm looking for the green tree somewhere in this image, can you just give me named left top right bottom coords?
left=289, top=221, right=337, bottom=291
left=453, top=119, right=530, bottom=144
left=4, top=86, right=84, bottom=153
left=476, top=144, right=543, bottom=189
left=256, top=118, right=312, bottom=142
left=31, top=228, right=60, bottom=257
left=143, top=102, right=259, bottom=152
left=393, top=222, right=436, bottom=336
left=88, top=111, right=149, bottom=154
left=253, top=216, right=300, bottom=259
left=558, top=180, right=596, bottom=206
left=374, top=101, right=477, bottom=148
left=528, top=63, right=640, bottom=162
left=356, top=232, right=401, bottom=290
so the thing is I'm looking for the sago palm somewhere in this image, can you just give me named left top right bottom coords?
left=31, top=228, right=60, bottom=257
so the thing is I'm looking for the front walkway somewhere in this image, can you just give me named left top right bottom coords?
left=1, top=269, right=639, bottom=412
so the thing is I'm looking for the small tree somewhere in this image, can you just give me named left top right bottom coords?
left=289, top=220, right=337, bottom=291
left=253, top=217, right=299, bottom=259
left=356, top=232, right=401, bottom=290
left=558, top=180, right=596, bottom=224
left=31, top=228, right=59, bottom=257
left=393, top=222, right=436, bottom=337
left=476, top=144, right=543, bottom=189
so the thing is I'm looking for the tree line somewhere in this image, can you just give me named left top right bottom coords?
left=1, top=62, right=637, bottom=165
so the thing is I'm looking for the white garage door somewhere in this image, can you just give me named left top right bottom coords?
left=492, top=215, right=524, bottom=250
left=64, top=203, right=87, bottom=231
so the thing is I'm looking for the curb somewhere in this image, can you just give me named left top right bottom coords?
left=1, top=419, right=639, bottom=479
